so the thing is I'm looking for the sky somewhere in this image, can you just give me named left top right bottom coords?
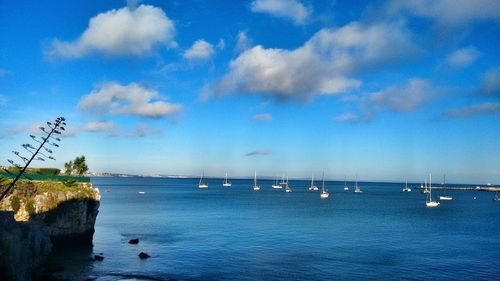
left=0, top=0, right=499, bottom=184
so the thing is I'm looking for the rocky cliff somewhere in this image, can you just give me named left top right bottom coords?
left=0, top=180, right=100, bottom=280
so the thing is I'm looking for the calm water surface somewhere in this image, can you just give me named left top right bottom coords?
left=55, top=177, right=500, bottom=280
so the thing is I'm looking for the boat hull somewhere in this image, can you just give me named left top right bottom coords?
left=426, top=201, right=440, bottom=207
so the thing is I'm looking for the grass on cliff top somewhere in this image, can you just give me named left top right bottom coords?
left=10, top=180, right=97, bottom=198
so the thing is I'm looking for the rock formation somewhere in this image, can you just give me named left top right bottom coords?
left=0, top=181, right=100, bottom=280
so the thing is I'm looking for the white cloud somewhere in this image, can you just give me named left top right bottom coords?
left=446, top=47, right=480, bottom=68
left=334, top=112, right=373, bottom=123
left=46, top=4, right=176, bottom=59
left=369, top=79, right=439, bottom=112
left=208, top=21, right=416, bottom=101
left=447, top=102, right=500, bottom=117
left=245, top=150, right=272, bottom=156
left=480, top=68, right=500, bottom=97
left=78, top=82, right=182, bottom=118
left=252, top=113, right=272, bottom=120
left=235, top=31, right=252, bottom=53
left=387, top=0, right=500, bottom=26
left=83, top=121, right=116, bottom=132
left=108, top=122, right=162, bottom=137
left=251, top=0, right=310, bottom=25
left=183, top=40, right=215, bottom=60
left=217, top=39, right=225, bottom=51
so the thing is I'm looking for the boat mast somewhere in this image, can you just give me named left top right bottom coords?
left=322, top=171, right=325, bottom=192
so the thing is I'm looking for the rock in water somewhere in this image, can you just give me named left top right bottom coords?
left=94, top=255, right=104, bottom=261
left=138, top=252, right=150, bottom=259
left=128, top=238, right=139, bottom=244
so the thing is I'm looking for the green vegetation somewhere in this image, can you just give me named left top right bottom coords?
left=0, top=171, right=89, bottom=183
left=2, top=180, right=98, bottom=215
left=63, top=179, right=78, bottom=187
left=10, top=196, right=20, bottom=213
left=64, top=156, right=89, bottom=176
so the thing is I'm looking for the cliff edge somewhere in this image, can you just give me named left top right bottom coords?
left=0, top=180, right=100, bottom=281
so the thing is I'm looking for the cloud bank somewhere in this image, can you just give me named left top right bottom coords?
left=447, top=103, right=500, bottom=117
left=245, top=150, right=272, bottom=156
left=446, top=47, right=480, bottom=68
left=78, top=82, right=181, bottom=118
left=207, top=21, right=416, bottom=101
left=252, top=113, right=273, bottom=120
left=183, top=40, right=215, bottom=60
left=251, top=0, right=310, bottom=25
left=46, top=4, right=176, bottom=59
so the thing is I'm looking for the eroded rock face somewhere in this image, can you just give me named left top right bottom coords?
left=0, top=182, right=100, bottom=281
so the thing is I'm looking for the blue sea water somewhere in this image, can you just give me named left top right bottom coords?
left=54, top=177, right=499, bottom=280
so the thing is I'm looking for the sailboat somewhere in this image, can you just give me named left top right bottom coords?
left=423, top=177, right=430, bottom=194
left=272, top=175, right=282, bottom=189
left=279, top=174, right=286, bottom=188
left=285, top=176, right=292, bottom=192
left=253, top=171, right=260, bottom=191
left=426, top=174, right=440, bottom=208
left=222, top=172, right=232, bottom=187
left=354, top=175, right=362, bottom=193
left=308, top=173, right=319, bottom=191
left=403, top=178, right=411, bottom=192
left=320, top=172, right=329, bottom=199
left=198, top=171, right=208, bottom=188
left=494, top=193, right=500, bottom=202
left=439, top=175, right=452, bottom=200
left=343, top=176, right=349, bottom=191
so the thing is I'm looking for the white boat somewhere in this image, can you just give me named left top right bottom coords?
left=403, top=178, right=411, bottom=192
left=285, top=176, right=292, bottom=192
left=272, top=175, right=282, bottom=189
left=354, top=175, right=362, bottom=193
left=279, top=174, right=286, bottom=188
left=138, top=191, right=145, bottom=195
left=198, top=171, right=208, bottom=188
left=439, top=175, right=452, bottom=201
left=426, top=174, right=440, bottom=208
left=494, top=193, right=500, bottom=202
left=320, top=172, right=329, bottom=199
left=222, top=172, right=232, bottom=187
left=343, top=176, right=349, bottom=191
left=308, top=173, right=318, bottom=191
left=253, top=171, right=260, bottom=191
left=423, top=178, right=430, bottom=194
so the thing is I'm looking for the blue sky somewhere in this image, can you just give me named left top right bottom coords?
left=0, top=0, right=499, bottom=184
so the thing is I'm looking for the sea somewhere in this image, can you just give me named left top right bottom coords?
left=49, top=177, right=500, bottom=281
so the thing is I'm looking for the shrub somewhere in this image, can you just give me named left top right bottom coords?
left=10, top=196, right=21, bottom=213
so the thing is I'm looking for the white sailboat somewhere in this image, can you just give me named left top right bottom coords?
left=403, top=178, right=411, bottom=192
left=343, top=176, right=349, bottom=191
left=354, top=175, right=362, bottom=193
left=253, top=171, right=260, bottom=191
left=439, top=175, right=452, bottom=200
left=198, top=171, right=208, bottom=188
left=222, top=172, right=232, bottom=187
left=494, top=193, right=500, bottom=202
left=320, top=171, right=329, bottom=199
left=272, top=175, right=282, bottom=189
left=423, top=177, right=430, bottom=194
left=426, top=174, right=440, bottom=208
left=279, top=174, right=286, bottom=188
left=285, top=176, right=292, bottom=192
left=308, top=173, right=319, bottom=191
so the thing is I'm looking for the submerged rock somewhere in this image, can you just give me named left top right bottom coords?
left=128, top=238, right=139, bottom=244
left=138, top=252, right=150, bottom=259
left=93, top=255, right=104, bottom=261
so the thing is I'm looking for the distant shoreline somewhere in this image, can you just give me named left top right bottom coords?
left=87, top=175, right=498, bottom=189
